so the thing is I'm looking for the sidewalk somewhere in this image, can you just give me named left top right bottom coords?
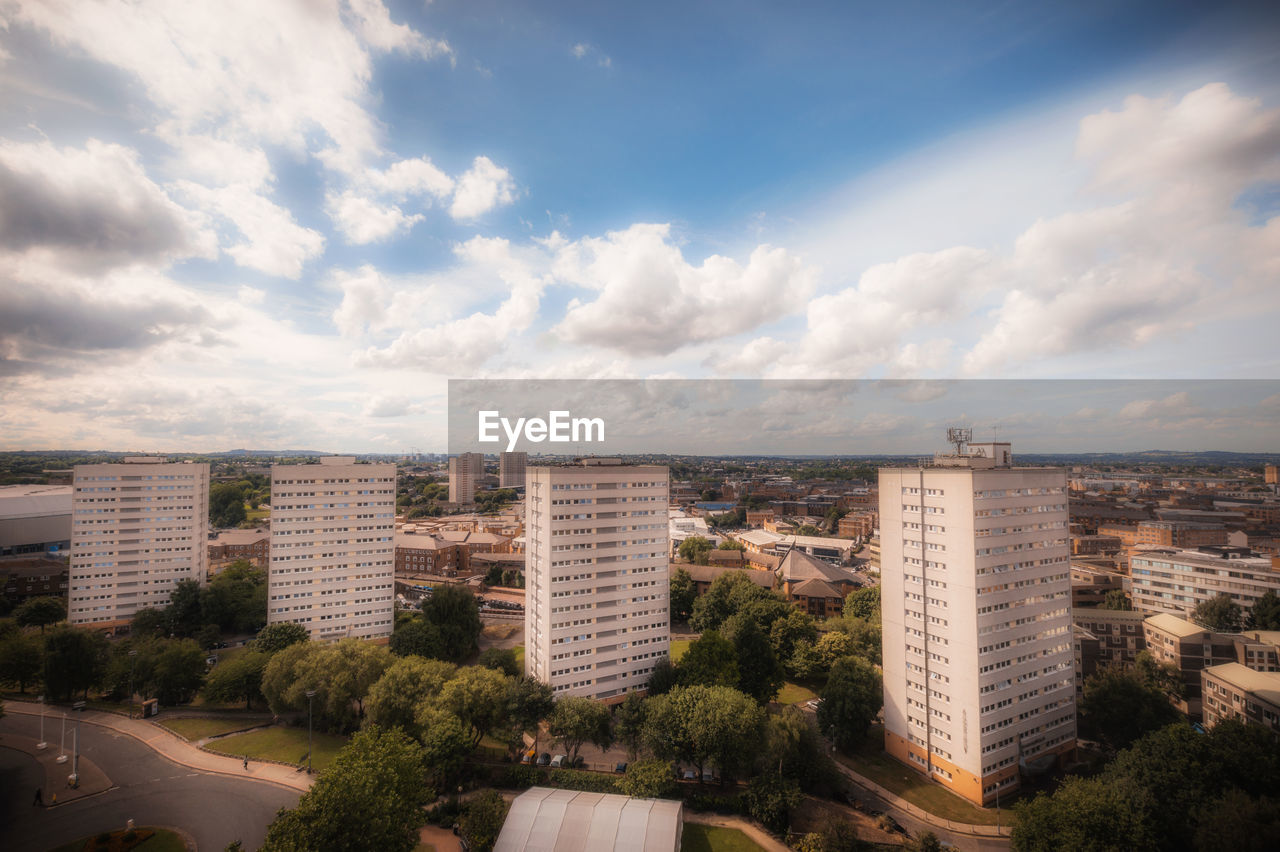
left=0, top=732, right=113, bottom=806
left=6, top=700, right=315, bottom=794
left=832, top=760, right=1012, bottom=839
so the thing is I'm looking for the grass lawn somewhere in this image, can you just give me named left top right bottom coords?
left=478, top=734, right=508, bottom=759
left=670, top=638, right=693, bottom=663
left=837, top=734, right=1004, bottom=826
left=244, top=504, right=270, bottom=522
left=50, top=827, right=186, bottom=852
left=514, top=644, right=524, bottom=668
left=481, top=623, right=520, bottom=640
left=158, top=716, right=263, bottom=741
left=776, top=682, right=818, bottom=704
left=209, top=726, right=348, bottom=772
left=680, top=823, right=765, bottom=852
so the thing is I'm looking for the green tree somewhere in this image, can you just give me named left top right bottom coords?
left=1193, top=592, right=1244, bottom=632
left=13, top=596, right=65, bottom=633
left=1012, top=775, right=1157, bottom=852
left=646, top=657, right=679, bottom=696
left=201, top=561, right=267, bottom=632
left=502, top=676, right=554, bottom=758
left=1078, top=666, right=1184, bottom=751
left=210, top=482, right=247, bottom=528
left=718, top=540, right=746, bottom=551
left=1133, top=650, right=1183, bottom=698
left=818, top=656, right=882, bottom=751
left=677, top=630, right=739, bottom=689
left=130, top=607, right=169, bottom=639
left=761, top=706, right=837, bottom=792
left=415, top=706, right=472, bottom=785
left=669, top=568, right=696, bottom=623
left=690, top=571, right=787, bottom=632
left=43, top=625, right=108, bottom=700
left=795, top=524, right=820, bottom=536
left=459, top=789, right=509, bottom=852
left=421, top=584, right=482, bottom=662
left=167, top=580, right=204, bottom=637
left=1248, top=589, right=1280, bottom=630
left=0, top=633, right=43, bottom=692
left=389, top=616, right=444, bottom=659
left=550, top=695, right=613, bottom=763
left=842, top=586, right=880, bottom=622
left=643, top=684, right=765, bottom=781
left=613, top=692, right=648, bottom=761
left=617, top=759, right=677, bottom=798
left=261, top=639, right=390, bottom=730
left=364, top=656, right=457, bottom=732
left=437, top=665, right=511, bottom=747
left=743, top=774, right=803, bottom=833
left=769, top=609, right=817, bottom=672
left=251, top=621, right=310, bottom=654
left=261, top=727, right=430, bottom=852
left=1102, top=589, right=1132, bottom=611
left=150, top=639, right=207, bottom=704
left=679, top=535, right=713, bottom=565
left=203, top=650, right=270, bottom=709
left=479, top=647, right=520, bottom=677
left=725, top=614, right=784, bottom=703
left=1193, top=790, right=1280, bottom=852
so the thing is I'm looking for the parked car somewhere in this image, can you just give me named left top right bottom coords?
left=701, top=767, right=718, bottom=783
left=803, top=698, right=822, bottom=711
left=537, top=753, right=551, bottom=766
left=550, top=754, right=568, bottom=768
left=681, top=768, right=697, bottom=781
left=614, top=762, right=628, bottom=774
left=521, top=750, right=536, bottom=765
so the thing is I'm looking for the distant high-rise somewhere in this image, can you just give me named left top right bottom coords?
left=69, top=458, right=209, bottom=627
left=525, top=460, right=670, bottom=702
left=449, top=452, right=484, bottom=504
left=879, top=435, right=1075, bottom=806
left=268, top=457, right=395, bottom=641
left=500, top=452, right=528, bottom=489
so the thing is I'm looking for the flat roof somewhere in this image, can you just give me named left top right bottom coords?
left=1144, top=612, right=1209, bottom=639
left=1204, top=662, right=1280, bottom=705
left=0, top=485, right=72, bottom=520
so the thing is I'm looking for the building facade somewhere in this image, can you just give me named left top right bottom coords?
left=268, top=457, right=396, bottom=641
left=69, top=458, right=209, bottom=627
left=1201, top=663, right=1280, bottom=734
left=1129, top=545, right=1280, bottom=621
left=500, top=452, right=528, bottom=489
left=449, top=452, right=485, bottom=504
left=879, top=442, right=1075, bottom=806
left=0, top=484, right=72, bottom=557
left=524, top=460, right=670, bottom=702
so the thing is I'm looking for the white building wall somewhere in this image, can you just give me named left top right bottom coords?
left=525, top=462, right=670, bottom=701
left=269, top=457, right=396, bottom=641
left=69, top=459, right=209, bottom=626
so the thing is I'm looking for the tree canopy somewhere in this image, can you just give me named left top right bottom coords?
left=817, top=655, right=882, bottom=751
left=1193, top=592, right=1244, bottom=632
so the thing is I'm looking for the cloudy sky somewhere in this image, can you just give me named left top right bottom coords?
left=1, top=1, right=1278, bottom=453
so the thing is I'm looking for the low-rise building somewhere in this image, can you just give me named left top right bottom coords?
left=837, top=510, right=877, bottom=539
left=0, top=484, right=72, bottom=557
left=1143, top=613, right=1238, bottom=721
left=207, top=529, right=270, bottom=573
left=1129, top=545, right=1280, bottom=622
left=1072, top=608, right=1147, bottom=697
left=1, top=556, right=69, bottom=603
left=1201, top=663, right=1280, bottom=734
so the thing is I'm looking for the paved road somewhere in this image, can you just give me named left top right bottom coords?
left=1, top=712, right=300, bottom=852
left=838, top=774, right=1011, bottom=852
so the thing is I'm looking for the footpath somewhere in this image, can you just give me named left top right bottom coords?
left=832, top=760, right=1012, bottom=840
left=5, top=700, right=314, bottom=794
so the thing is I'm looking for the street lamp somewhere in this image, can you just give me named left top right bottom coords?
left=37, top=695, right=47, bottom=750
left=70, top=700, right=85, bottom=788
left=56, top=712, right=68, bottom=764
left=305, top=690, right=316, bottom=774
left=127, top=650, right=139, bottom=717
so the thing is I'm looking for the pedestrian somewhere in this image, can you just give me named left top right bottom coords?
left=33, top=787, right=43, bottom=806
left=243, top=754, right=249, bottom=770
left=51, top=792, right=57, bottom=806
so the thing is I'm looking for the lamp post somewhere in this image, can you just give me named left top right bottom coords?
left=127, top=650, right=139, bottom=717
left=305, top=690, right=316, bottom=774
left=56, top=712, right=68, bottom=764
left=70, top=700, right=85, bottom=787
left=37, top=695, right=47, bottom=750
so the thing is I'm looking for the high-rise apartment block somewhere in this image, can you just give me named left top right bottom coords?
left=525, top=460, right=670, bottom=702
left=500, top=451, right=528, bottom=489
left=879, top=436, right=1075, bottom=806
left=69, top=458, right=209, bottom=627
left=268, top=457, right=395, bottom=641
left=449, top=452, right=485, bottom=504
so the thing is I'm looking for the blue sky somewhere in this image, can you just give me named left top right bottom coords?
left=0, top=1, right=1277, bottom=452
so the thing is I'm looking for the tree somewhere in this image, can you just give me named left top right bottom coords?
left=618, top=759, right=677, bottom=798
left=1012, top=774, right=1158, bottom=851
left=550, top=696, right=613, bottom=763
left=478, top=647, right=520, bottom=677
left=14, top=596, right=65, bottom=632
left=643, top=684, right=765, bottom=781
left=743, top=774, right=803, bottom=833
left=1102, top=589, right=1133, bottom=611
left=1078, top=667, right=1184, bottom=751
left=150, top=639, right=207, bottom=704
left=769, top=609, right=817, bottom=672
left=646, top=657, right=679, bottom=696
left=761, top=706, right=837, bottom=793
left=827, top=616, right=882, bottom=665
left=677, top=630, right=739, bottom=689
left=414, top=706, right=472, bottom=785
left=262, top=640, right=390, bottom=730
left=1193, top=592, right=1244, bottom=632
left=364, top=656, right=457, bottom=732
left=613, top=692, right=647, bottom=761
left=437, top=665, right=511, bottom=747
left=421, top=584, right=482, bottom=662
left=1133, top=650, right=1182, bottom=698
left=818, top=656, right=882, bottom=751
left=0, top=633, right=43, bottom=692
left=690, top=571, right=788, bottom=632
left=459, top=789, right=509, bottom=852
left=907, top=831, right=944, bottom=852
left=167, top=580, right=204, bottom=637
left=502, top=676, right=554, bottom=758
left=669, top=568, right=696, bottom=623
left=389, top=617, right=444, bottom=659
left=1248, top=589, right=1280, bottom=630
left=795, top=524, right=820, bottom=536
left=842, top=586, right=880, bottom=622
left=318, top=638, right=391, bottom=722
left=201, top=561, right=267, bottom=633
left=251, top=621, right=309, bottom=654
left=204, top=650, right=270, bottom=709
left=725, top=615, right=784, bottom=703
left=1193, top=790, right=1280, bottom=852
left=679, top=535, right=713, bottom=565
left=131, top=607, right=169, bottom=639
left=210, top=482, right=247, bottom=528
left=261, top=727, right=430, bottom=852
left=43, top=625, right=108, bottom=701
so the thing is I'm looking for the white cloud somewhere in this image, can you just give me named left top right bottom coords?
left=366, top=156, right=455, bottom=200
left=345, top=0, right=452, bottom=60
left=449, top=156, right=518, bottom=219
left=1118, top=391, right=1197, bottom=420
left=325, top=189, right=423, bottom=244
left=570, top=42, right=611, bottom=67
left=175, top=181, right=325, bottom=278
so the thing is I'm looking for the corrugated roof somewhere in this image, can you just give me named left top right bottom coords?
left=494, top=788, right=682, bottom=852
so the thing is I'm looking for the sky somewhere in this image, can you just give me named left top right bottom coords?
left=1, top=1, right=1278, bottom=454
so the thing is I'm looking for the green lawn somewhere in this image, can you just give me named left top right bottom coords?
left=836, top=736, right=1005, bottom=826
left=680, top=823, right=764, bottom=852
left=49, top=827, right=186, bottom=852
left=514, top=644, right=525, bottom=668
left=158, top=716, right=264, bottom=741
left=671, top=638, right=693, bottom=663
left=776, top=682, right=817, bottom=704
left=244, top=504, right=270, bottom=521
left=208, top=726, right=348, bottom=772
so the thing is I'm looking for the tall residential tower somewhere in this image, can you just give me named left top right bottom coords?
left=879, top=435, right=1075, bottom=806
left=449, top=452, right=485, bottom=504
left=268, top=457, right=396, bottom=641
left=500, top=451, right=528, bottom=489
left=525, top=460, right=670, bottom=702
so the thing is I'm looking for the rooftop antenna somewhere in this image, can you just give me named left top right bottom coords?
left=946, top=426, right=972, bottom=456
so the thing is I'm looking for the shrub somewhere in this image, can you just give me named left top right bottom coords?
left=501, top=765, right=545, bottom=789
left=548, top=768, right=618, bottom=793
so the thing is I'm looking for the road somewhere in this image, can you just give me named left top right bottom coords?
left=1, top=711, right=300, bottom=852
left=837, top=771, right=1012, bottom=852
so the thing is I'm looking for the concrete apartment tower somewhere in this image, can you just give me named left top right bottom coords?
left=268, top=456, right=396, bottom=641
left=69, top=457, right=209, bottom=627
left=449, top=452, right=484, bottom=504
left=525, top=460, right=670, bottom=702
left=500, top=451, right=528, bottom=489
left=879, top=432, right=1075, bottom=806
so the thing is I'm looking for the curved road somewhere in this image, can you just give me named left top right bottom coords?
left=1, top=712, right=299, bottom=852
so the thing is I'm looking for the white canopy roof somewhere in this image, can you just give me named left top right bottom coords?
left=494, top=787, right=683, bottom=852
